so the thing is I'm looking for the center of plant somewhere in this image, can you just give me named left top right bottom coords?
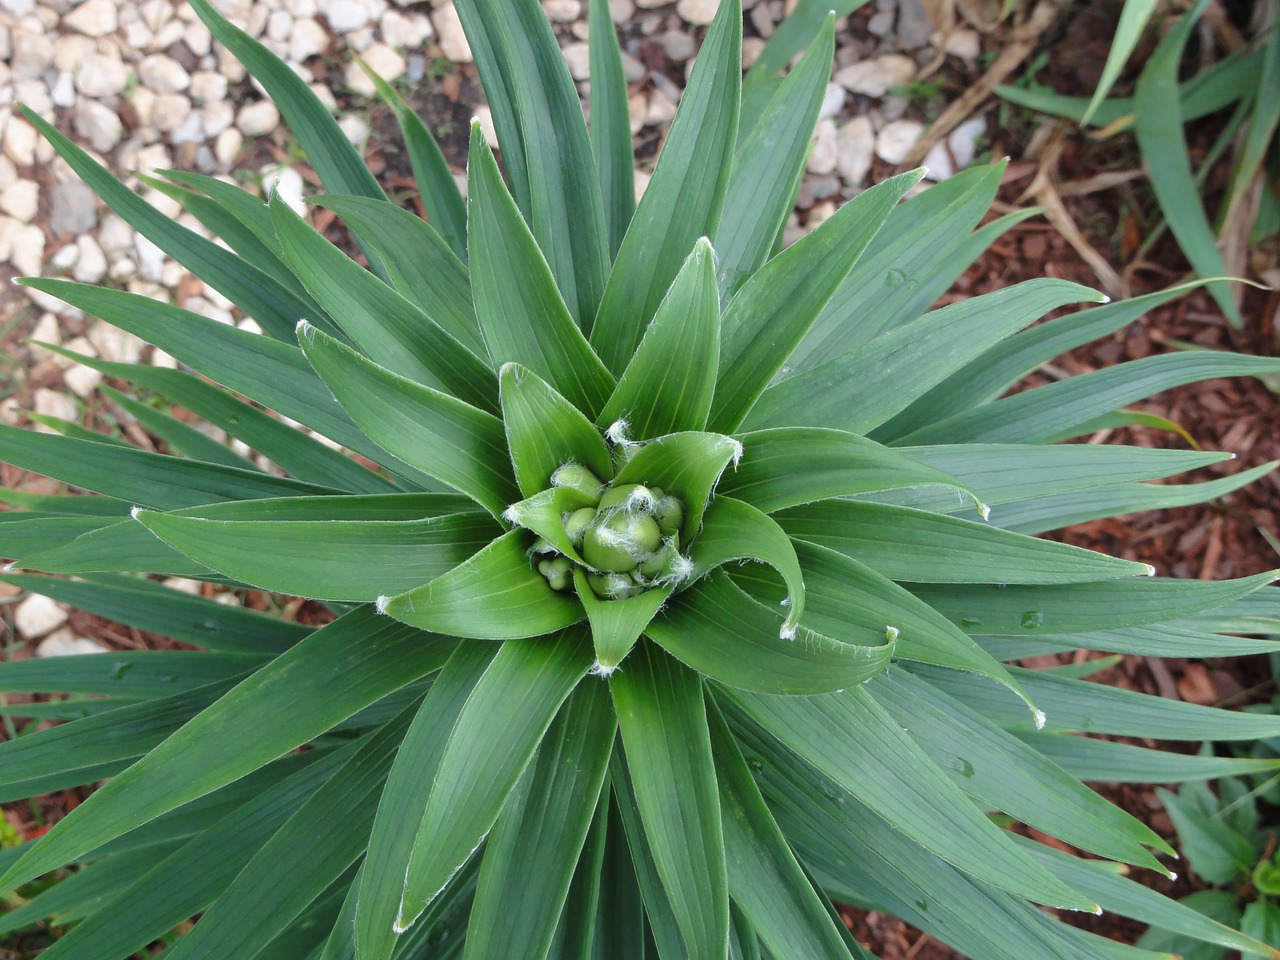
left=536, top=465, right=687, bottom=600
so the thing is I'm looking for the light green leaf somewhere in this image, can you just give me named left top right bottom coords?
left=0, top=607, right=455, bottom=892
left=612, top=430, right=743, bottom=544
left=1133, top=0, right=1242, bottom=327
left=545, top=799, right=608, bottom=960
left=645, top=571, right=892, bottom=694
left=575, top=567, right=673, bottom=671
left=189, top=0, right=385, bottom=202
left=134, top=507, right=500, bottom=600
left=714, top=16, right=834, bottom=295
left=588, top=0, right=634, bottom=259
left=453, top=0, right=609, bottom=323
left=297, top=322, right=517, bottom=516
left=464, top=682, right=614, bottom=960
left=0, top=571, right=308, bottom=654
left=612, top=641, right=729, bottom=960
left=722, top=685, right=1096, bottom=912
left=506, top=486, right=597, bottom=566
left=706, top=697, right=863, bottom=960
left=720, top=427, right=983, bottom=516
left=911, top=571, right=1277, bottom=636
left=19, top=278, right=381, bottom=465
left=271, top=196, right=496, bottom=412
left=500, top=363, right=614, bottom=499
left=313, top=195, right=482, bottom=357
left=356, top=65, right=467, bottom=259
left=1080, top=0, right=1159, bottom=124
left=8, top=516, right=211, bottom=577
left=710, top=168, right=924, bottom=433
left=0, top=424, right=339, bottom=510
left=379, top=529, right=583, bottom=640
left=1159, top=786, right=1256, bottom=885
left=398, top=630, right=592, bottom=929
left=598, top=238, right=720, bottom=440
left=747, top=279, right=1103, bottom=433
left=355, top=642, right=496, bottom=960
left=159, top=168, right=284, bottom=253
left=776, top=499, right=1152, bottom=583
left=17, top=106, right=308, bottom=341
left=898, top=351, right=1280, bottom=445
left=590, top=0, right=741, bottom=373
left=467, top=125, right=616, bottom=417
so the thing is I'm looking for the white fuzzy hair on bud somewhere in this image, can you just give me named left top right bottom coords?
left=502, top=504, right=522, bottom=525
left=605, top=419, right=632, bottom=446
left=626, top=486, right=655, bottom=511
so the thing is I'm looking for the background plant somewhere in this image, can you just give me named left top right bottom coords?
left=0, top=1, right=1279, bottom=959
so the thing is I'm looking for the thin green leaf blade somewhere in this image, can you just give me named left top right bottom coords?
left=588, top=0, right=634, bottom=258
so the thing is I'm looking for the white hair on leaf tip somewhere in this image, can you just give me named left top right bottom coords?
left=1033, top=709, right=1047, bottom=730
left=728, top=438, right=743, bottom=469
left=129, top=505, right=144, bottom=520
left=1144, top=564, right=1157, bottom=577
left=2, top=562, right=15, bottom=573
left=978, top=503, right=991, bottom=522
left=779, top=624, right=796, bottom=641
left=502, top=504, right=522, bottom=525
left=375, top=595, right=391, bottom=615
left=605, top=419, right=631, bottom=445
left=588, top=660, right=618, bottom=678
left=1167, top=871, right=1178, bottom=881
left=885, top=625, right=900, bottom=642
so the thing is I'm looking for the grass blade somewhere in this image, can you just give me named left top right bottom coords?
left=588, top=0, right=634, bottom=258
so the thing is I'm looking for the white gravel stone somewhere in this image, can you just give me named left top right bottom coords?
left=835, top=54, right=916, bottom=98
left=609, top=0, right=634, bottom=21
left=818, top=82, right=846, bottom=121
left=15, top=594, right=70, bottom=639
left=190, top=70, right=228, bottom=103
left=645, top=88, right=677, bottom=126
left=806, top=118, right=838, bottom=176
left=836, top=114, right=874, bottom=185
left=262, top=165, right=306, bottom=216
left=875, top=118, right=924, bottom=164
left=0, top=177, right=38, bottom=222
left=1, top=0, right=35, bottom=16
left=138, top=53, right=190, bottom=93
left=432, top=2, right=472, bottom=63
left=346, top=42, right=404, bottom=94
left=288, top=0, right=319, bottom=15
left=48, top=179, right=97, bottom=234
left=28, top=312, right=61, bottom=358
left=544, top=0, right=581, bottom=21
left=71, top=234, right=108, bottom=283
left=63, top=0, right=118, bottom=37
left=8, top=221, right=44, bottom=275
left=266, top=9, right=293, bottom=41
left=64, top=359, right=104, bottom=398
left=214, top=127, right=243, bottom=166
left=50, top=243, right=78, bottom=270
left=185, top=20, right=213, bottom=56
left=152, top=94, right=192, bottom=133
left=73, top=97, right=124, bottom=152
left=14, top=79, right=56, bottom=123
left=50, top=69, right=76, bottom=107
left=325, top=0, right=370, bottom=31
left=34, top=385, right=78, bottom=427
left=97, top=213, right=134, bottom=257
left=676, top=0, right=719, bottom=24
left=0, top=157, right=16, bottom=193
left=74, top=51, right=129, bottom=97
left=938, top=28, right=980, bottom=60
left=37, top=630, right=110, bottom=657
left=237, top=99, right=281, bottom=137
left=134, top=232, right=166, bottom=282
left=741, top=36, right=765, bottom=69
left=339, top=113, right=369, bottom=148
left=88, top=321, right=145, bottom=363
left=923, top=116, right=986, bottom=181
left=379, top=9, right=431, bottom=48
left=474, top=105, right=498, bottom=148
left=2, top=115, right=37, bottom=166
left=561, top=41, right=591, bottom=81
left=290, top=17, right=330, bottom=60
left=10, top=29, right=55, bottom=81
left=634, top=0, right=668, bottom=8
left=202, top=98, right=235, bottom=138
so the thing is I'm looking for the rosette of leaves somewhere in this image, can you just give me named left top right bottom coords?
left=2, top=1, right=1280, bottom=958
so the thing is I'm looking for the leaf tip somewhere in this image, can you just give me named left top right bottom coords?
left=604, top=419, right=631, bottom=446
left=1033, top=708, right=1047, bottom=730
left=779, top=623, right=796, bottom=641
left=885, top=625, right=900, bottom=642
left=375, top=594, right=392, bottom=615
left=295, top=319, right=315, bottom=343
left=129, top=505, right=144, bottom=521
left=2, top=561, right=16, bottom=573
left=589, top=659, right=618, bottom=678
left=978, top=502, right=991, bottom=522
left=1144, top=564, right=1156, bottom=577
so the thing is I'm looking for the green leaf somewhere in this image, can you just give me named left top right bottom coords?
left=0, top=649, right=264, bottom=698
left=312, top=194, right=482, bottom=357
left=134, top=506, right=500, bottom=600
left=398, top=630, right=592, bottom=929
left=776, top=499, right=1152, bottom=583
left=588, top=0, right=634, bottom=259
left=1079, top=0, right=1159, bottom=124
left=380, top=529, right=583, bottom=640
left=705, top=696, right=863, bottom=960
left=575, top=567, right=673, bottom=671
left=1158, top=787, right=1256, bottom=885
left=17, top=106, right=309, bottom=341
left=611, top=431, right=743, bottom=545
left=747, top=279, right=1103, bottom=433
left=590, top=0, right=741, bottom=373
left=356, top=65, right=467, bottom=259
left=910, top=571, right=1277, bottom=636
left=0, top=488, right=129, bottom=516
left=101, top=386, right=258, bottom=471
left=645, top=570, right=892, bottom=694
left=1133, top=0, right=1242, bottom=327
left=0, top=571, right=308, bottom=654
left=791, top=162, right=1005, bottom=368
left=354, top=642, right=496, bottom=960
left=713, top=16, right=834, bottom=296
left=37, top=346, right=394, bottom=494
left=709, top=168, right=924, bottom=433
left=869, top=671, right=1172, bottom=869
left=189, top=0, right=385, bottom=203
left=720, top=427, right=984, bottom=516
left=467, top=125, right=616, bottom=416
left=297, top=322, right=517, bottom=516
left=612, top=641, right=729, bottom=960
left=599, top=238, right=720, bottom=440
left=19, top=279, right=382, bottom=465
left=898, top=351, right=1280, bottom=445
left=0, top=424, right=339, bottom=510
left=7, top=516, right=211, bottom=577
left=160, top=710, right=415, bottom=960
left=500, top=363, right=614, bottom=498
left=270, top=196, right=496, bottom=412
left=452, top=0, right=609, bottom=324
left=0, top=607, right=455, bottom=892
left=545, top=799, right=608, bottom=960
left=159, top=168, right=286, bottom=254
left=722, top=684, right=1097, bottom=912
left=464, top=682, right=615, bottom=960
left=877, top=284, right=1201, bottom=442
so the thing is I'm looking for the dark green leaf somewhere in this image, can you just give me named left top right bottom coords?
left=588, top=0, right=634, bottom=258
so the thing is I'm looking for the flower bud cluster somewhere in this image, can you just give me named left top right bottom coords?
left=537, top=465, right=688, bottom=601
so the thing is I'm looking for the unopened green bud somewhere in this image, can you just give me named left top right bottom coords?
left=550, top=464, right=604, bottom=503
left=653, top=495, right=683, bottom=538
left=598, top=483, right=654, bottom=513
left=638, top=540, right=675, bottom=578
left=582, top=511, right=662, bottom=572
left=587, top=571, right=644, bottom=600
left=542, top=556, right=571, bottom=591
left=563, top=507, right=597, bottom=546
